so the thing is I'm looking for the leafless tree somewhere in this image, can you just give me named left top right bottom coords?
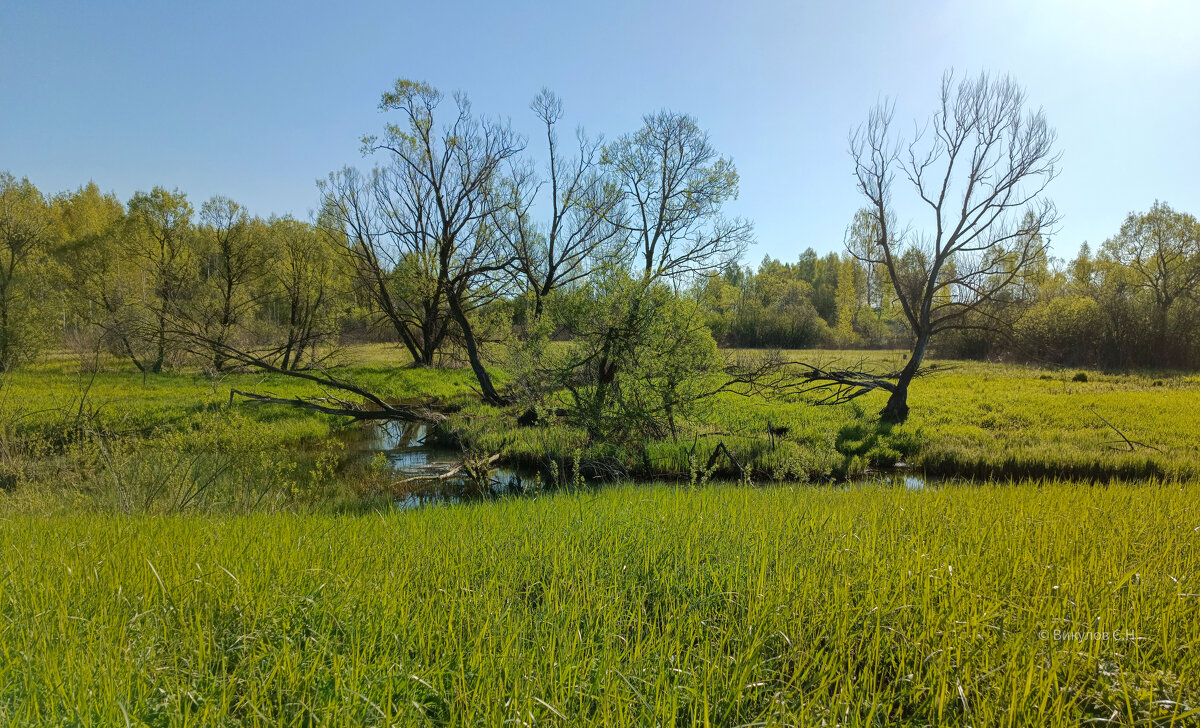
left=364, top=79, right=525, bottom=404
left=819, top=71, right=1060, bottom=422
left=319, top=166, right=452, bottom=366
left=494, top=89, right=625, bottom=319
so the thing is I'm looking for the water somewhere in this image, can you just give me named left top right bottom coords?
left=342, top=422, right=932, bottom=510
left=341, top=421, right=540, bottom=509
left=863, top=469, right=927, bottom=490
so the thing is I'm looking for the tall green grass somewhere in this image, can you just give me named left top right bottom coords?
left=2, top=480, right=1196, bottom=725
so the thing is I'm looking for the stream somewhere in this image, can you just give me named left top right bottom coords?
left=340, top=421, right=540, bottom=508
left=340, top=421, right=929, bottom=509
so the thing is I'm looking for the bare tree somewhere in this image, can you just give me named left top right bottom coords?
left=365, top=79, right=525, bottom=403
left=319, top=166, right=452, bottom=366
left=823, top=71, right=1060, bottom=422
left=495, top=89, right=625, bottom=319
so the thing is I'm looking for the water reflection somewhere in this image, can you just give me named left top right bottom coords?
left=342, top=421, right=539, bottom=509
left=344, top=421, right=457, bottom=473
left=344, top=422, right=933, bottom=510
left=856, top=472, right=928, bottom=490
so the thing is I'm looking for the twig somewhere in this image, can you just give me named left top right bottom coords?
left=1087, top=407, right=1163, bottom=453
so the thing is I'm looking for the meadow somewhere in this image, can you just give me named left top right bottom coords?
left=1, top=481, right=1196, bottom=726
left=2, top=348, right=1198, bottom=724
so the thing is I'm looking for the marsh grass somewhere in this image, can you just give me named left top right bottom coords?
left=1, top=480, right=1196, bottom=725
left=453, top=349, right=1200, bottom=483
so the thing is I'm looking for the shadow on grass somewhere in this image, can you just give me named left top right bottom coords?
left=834, top=419, right=924, bottom=477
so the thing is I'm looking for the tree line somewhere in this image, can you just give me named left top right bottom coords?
left=0, top=174, right=351, bottom=373
left=0, top=80, right=753, bottom=438
left=698, top=198, right=1200, bottom=372
left=2, top=71, right=1196, bottom=432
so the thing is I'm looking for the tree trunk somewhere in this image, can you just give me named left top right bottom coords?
left=881, top=332, right=929, bottom=423
left=446, top=293, right=506, bottom=405
left=880, top=381, right=911, bottom=424
left=390, top=317, right=422, bottom=365
left=1155, top=302, right=1172, bottom=368
left=0, top=289, right=11, bottom=372
left=151, top=334, right=165, bottom=374
left=150, top=306, right=167, bottom=374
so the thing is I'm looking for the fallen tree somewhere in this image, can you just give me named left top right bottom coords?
left=175, top=329, right=444, bottom=423
left=787, top=359, right=946, bottom=407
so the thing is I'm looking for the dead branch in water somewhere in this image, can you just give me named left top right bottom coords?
left=393, top=453, right=502, bottom=486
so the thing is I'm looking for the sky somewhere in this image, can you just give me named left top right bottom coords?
left=2, top=0, right=1198, bottom=265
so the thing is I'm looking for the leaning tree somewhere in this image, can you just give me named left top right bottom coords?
left=201, top=80, right=524, bottom=419
left=806, top=71, right=1060, bottom=422
left=363, top=80, right=525, bottom=403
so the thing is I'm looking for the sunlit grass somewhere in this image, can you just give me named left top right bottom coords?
left=464, top=348, right=1200, bottom=482
left=1, top=480, right=1196, bottom=725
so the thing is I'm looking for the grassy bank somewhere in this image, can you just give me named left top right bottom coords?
left=2, top=347, right=1198, bottom=513
left=0, top=348, right=494, bottom=511
left=460, top=349, right=1200, bottom=483
left=1, top=480, right=1196, bottom=725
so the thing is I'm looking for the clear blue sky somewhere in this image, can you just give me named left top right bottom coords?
left=2, top=0, right=1197, bottom=264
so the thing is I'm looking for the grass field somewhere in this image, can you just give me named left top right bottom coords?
left=2, top=481, right=1196, bottom=726
left=2, top=350, right=1198, bottom=724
